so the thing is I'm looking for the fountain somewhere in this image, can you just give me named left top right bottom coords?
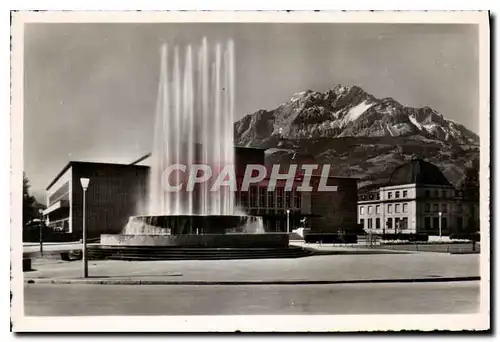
left=148, top=38, right=236, bottom=217
left=90, top=38, right=309, bottom=260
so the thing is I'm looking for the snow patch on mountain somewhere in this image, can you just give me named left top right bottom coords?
left=291, top=91, right=308, bottom=102
left=385, top=123, right=395, bottom=137
left=409, top=115, right=422, bottom=130
left=341, top=100, right=373, bottom=126
left=423, top=123, right=437, bottom=133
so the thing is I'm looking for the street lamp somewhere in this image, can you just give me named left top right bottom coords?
left=38, top=208, right=44, bottom=256
left=438, top=212, right=442, bottom=238
left=286, top=209, right=290, bottom=234
left=80, top=178, right=90, bottom=278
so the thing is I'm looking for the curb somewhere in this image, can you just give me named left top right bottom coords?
left=25, top=276, right=480, bottom=286
left=305, top=249, right=414, bottom=255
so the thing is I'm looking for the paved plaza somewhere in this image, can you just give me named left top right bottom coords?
left=25, top=252, right=479, bottom=283
left=22, top=246, right=481, bottom=316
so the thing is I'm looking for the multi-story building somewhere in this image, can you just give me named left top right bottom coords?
left=43, top=162, right=149, bottom=238
left=44, top=147, right=359, bottom=238
left=358, top=156, right=471, bottom=236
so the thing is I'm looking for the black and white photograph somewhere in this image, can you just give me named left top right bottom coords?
left=10, top=11, right=490, bottom=332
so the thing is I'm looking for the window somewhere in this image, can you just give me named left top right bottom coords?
left=368, top=218, right=373, bottom=229
left=259, top=187, right=266, bottom=207
left=395, top=191, right=400, bottom=198
left=388, top=192, right=392, bottom=199
left=277, top=188, right=284, bottom=208
left=403, top=203, right=408, bottom=213
left=368, top=206, right=373, bottom=214
left=442, top=190, right=447, bottom=198
left=395, top=217, right=400, bottom=230
left=395, top=204, right=400, bottom=213
left=441, top=203, right=447, bottom=213
left=294, top=190, right=301, bottom=208
left=250, top=186, right=258, bottom=207
left=48, top=181, right=70, bottom=206
left=360, top=206, right=364, bottom=215
left=267, top=191, right=275, bottom=208
left=275, top=220, right=282, bottom=232
left=285, top=191, right=291, bottom=208
left=403, top=190, right=408, bottom=198
left=424, top=217, right=431, bottom=230
left=434, top=190, right=438, bottom=198
left=425, top=203, right=430, bottom=213
left=457, top=217, right=463, bottom=230
left=376, top=205, right=380, bottom=214
left=387, top=204, right=392, bottom=213
left=387, top=218, right=393, bottom=229
left=241, top=191, right=248, bottom=207
left=376, top=193, right=380, bottom=200
left=442, top=217, right=448, bottom=231
left=433, top=217, right=439, bottom=231
left=433, top=203, right=439, bottom=213
left=425, top=190, right=430, bottom=198
left=376, top=218, right=380, bottom=229
left=360, top=219, right=365, bottom=228
left=401, top=217, right=408, bottom=230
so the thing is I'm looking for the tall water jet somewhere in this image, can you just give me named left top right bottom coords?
left=95, top=38, right=301, bottom=260
left=148, top=38, right=237, bottom=216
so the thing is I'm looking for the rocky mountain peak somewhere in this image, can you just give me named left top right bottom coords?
left=234, top=84, right=479, bottom=190
left=235, top=84, right=478, bottom=147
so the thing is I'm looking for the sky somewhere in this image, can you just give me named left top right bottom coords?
left=23, top=23, right=479, bottom=201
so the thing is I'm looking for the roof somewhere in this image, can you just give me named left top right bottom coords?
left=46, top=161, right=149, bottom=190
left=387, top=156, right=452, bottom=187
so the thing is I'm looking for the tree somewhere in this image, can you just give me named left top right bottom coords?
left=461, top=158, right=480, bottom=237
left=23, top=172, right=37, bottom=227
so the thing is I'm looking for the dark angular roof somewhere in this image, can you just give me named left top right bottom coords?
left=387, top=156, right=452, bottom=187
left=46, top=161, right=149, bottom=190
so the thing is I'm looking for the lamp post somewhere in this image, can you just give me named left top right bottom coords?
left=438, top=212, right=442, bottom=238
left=38, top=208, right=44, bottom=256
left=286, top=209, right=290, bottom=234
left=80, top=178, right=90, bottom=278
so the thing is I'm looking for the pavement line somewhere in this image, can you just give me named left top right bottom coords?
left=25, top=276, right=480, bottom=286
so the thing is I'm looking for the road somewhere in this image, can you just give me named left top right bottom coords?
left=24, top=281, right=479, bottom=316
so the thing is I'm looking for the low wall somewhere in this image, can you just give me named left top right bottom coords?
left=100, top=233, right=289, bottom=248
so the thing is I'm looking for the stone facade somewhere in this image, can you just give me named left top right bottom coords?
left=357, top=157, right=479, bottom=237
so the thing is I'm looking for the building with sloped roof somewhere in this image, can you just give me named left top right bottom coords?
left=357, top=156, right=473, bottom=236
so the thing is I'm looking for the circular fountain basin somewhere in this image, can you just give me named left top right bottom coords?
left=92, top=215, right=305, bottom=259
left=100, top=214, right=288, bottom=248
left=100, top=233, right=289, bottom=248
left=121, top=214, right=264, bottom=235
